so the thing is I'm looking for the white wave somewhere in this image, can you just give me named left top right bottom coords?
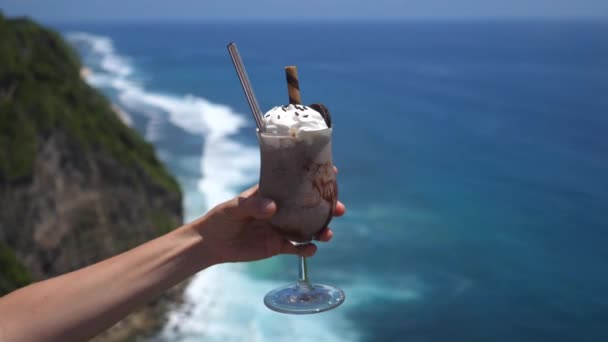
left=67, top=32, right=260, bottom=210
left=141, top=108, right=163, bottom=142
left=68, top=32, right=132, bottom=78
left=66, top=31, right=359, bottom=341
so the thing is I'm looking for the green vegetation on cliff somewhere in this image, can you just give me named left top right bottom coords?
left=0, top=13, right=183, bottom=300
left=0, top=13, right=179, bottom=193
left=0, top=242, right=32, bottom=296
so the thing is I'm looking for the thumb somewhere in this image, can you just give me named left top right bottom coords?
left=225, top=194, right=277, bottom=220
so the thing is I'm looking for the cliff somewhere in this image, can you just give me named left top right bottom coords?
left=0, top=13, right=184, bottom=340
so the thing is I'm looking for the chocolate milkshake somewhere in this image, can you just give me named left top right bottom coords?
left=257, top=104, right=336, bottom=243
left=257, top=101, right=344, bottom=315
left=227, top=45, right=345, bottom=313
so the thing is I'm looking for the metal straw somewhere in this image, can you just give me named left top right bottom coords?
left=227, top=42, right=265, bottom=131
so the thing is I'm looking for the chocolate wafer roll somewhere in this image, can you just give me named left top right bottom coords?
left=285, top=66, right=302, bottom=105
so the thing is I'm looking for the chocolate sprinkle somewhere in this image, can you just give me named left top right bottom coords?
left=295, top=112, right=299, bottom=116
left=277, top=115, right=280, bottom=119
left=303, top=114, right=309, bottom=118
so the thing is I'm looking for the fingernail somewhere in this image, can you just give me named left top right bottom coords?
left=258, top=198, right=275, bottom=214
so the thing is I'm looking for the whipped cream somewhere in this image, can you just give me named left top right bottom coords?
left=263, top=104, right=328, bottom=136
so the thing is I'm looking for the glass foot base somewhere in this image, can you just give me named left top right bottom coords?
left=264, top=282, right=345, bottom=314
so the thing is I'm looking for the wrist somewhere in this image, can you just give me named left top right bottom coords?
left=179, top=217, right=223, bottom=269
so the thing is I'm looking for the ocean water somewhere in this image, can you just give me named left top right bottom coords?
left=57, top=20, right=608, bottom=341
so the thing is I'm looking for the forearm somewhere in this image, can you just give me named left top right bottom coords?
left=0, top=224, right=211, bottom=342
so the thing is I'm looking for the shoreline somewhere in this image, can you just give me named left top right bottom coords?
left=111, top=104, right=134, bottom=127
left=80, top=67, right=134, bottom=127
left=80, top=66, right=92, bottom=79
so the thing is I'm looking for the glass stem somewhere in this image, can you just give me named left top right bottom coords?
left=297, top=244, right=313, bottom=291
left=298, top=255, right=309, bottom=283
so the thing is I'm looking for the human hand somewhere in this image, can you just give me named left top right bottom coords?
left=192, top=183, right=345, bottom=265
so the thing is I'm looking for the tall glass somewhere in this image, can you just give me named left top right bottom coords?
left=258, top=127, right=345, bottom=314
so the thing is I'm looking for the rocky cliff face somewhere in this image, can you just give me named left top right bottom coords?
left=0, top=13, right=184, bottom=340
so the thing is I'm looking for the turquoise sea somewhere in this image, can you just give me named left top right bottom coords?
left=58, top=20, right=608, bottom=341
